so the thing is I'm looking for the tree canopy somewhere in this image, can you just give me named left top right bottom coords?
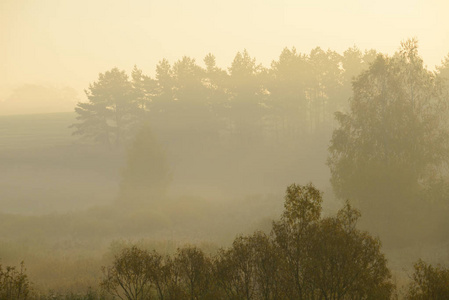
left=328, top=39, right=449, bottom=214
left=102, top=183, right=394, bottom=300
left=72, top=46, right=381, bottom=147
left=71, top=68, right=141, bottom=147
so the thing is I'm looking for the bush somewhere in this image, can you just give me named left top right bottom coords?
left=0, top=261, right=31, bottom=300
left=407, top=259, right=449, bottom=299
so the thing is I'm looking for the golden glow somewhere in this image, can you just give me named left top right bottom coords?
left=1, top=0, right=449, bottom=100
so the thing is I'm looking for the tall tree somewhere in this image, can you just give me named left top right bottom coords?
left=101, top=246, right=158, bottom=300
left=407, top=260, right=449, bottom=299
left=272, top=183, right=323, bottom=299
left=269, top=47, right=311, bottom=139
left=328, top=39, right=449, bottom=232
left=172, top=56, right=209, bottom=125
left=308, top=47, right=343, bottom=131
left=338, top=47, right=378, bottom=117
left=131, top=65, right=157, bottom=113
left=203, top=53, right=229, bottom=133
left=71, top=68, right=140, bottom=147
left=153, top=59, right=175, bottom=115
left=227, top=49, right=267, bottom=140
left=304, top=202, right=393, bottom=299
left=272, top=183, right=393, bottom=299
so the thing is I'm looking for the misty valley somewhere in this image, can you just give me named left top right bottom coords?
left=1, top=41, right=449, bottom=299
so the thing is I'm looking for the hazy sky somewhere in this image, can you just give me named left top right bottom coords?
left=1, top=0, right=449, bottom=100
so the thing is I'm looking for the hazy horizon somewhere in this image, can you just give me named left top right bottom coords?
left=1, top=2, right=449, bottom=298
left=2, top=0, right=449, bottom=111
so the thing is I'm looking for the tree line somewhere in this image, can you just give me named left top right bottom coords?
left=71, top=46, right=381, bottom=147
left=328, top=39, right=449, bottom=243
left=102, top=184, right=394, bottom=300
left=3, top=184, right=448, bottom=299
left=88, top=39, right=449, bottom=246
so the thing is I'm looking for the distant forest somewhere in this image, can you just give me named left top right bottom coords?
left=71, top=45, right=381, bottom=147
left=70, top=40, right=449, bottom=154
left=72, top=39, right=449, bottom=240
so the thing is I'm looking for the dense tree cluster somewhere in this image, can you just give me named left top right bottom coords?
left=407, top=259, right=449, bottom=299
left=328, top=39, right=449, bottom=242
left=71, top=68, right=142, bottom=147
left=0, top=262, right=30, bottom=300
left=72, top=47, right=378, bottom=146
left=329, top=39, right=449, bottom=201
left=101, top=184, right=395, bottom=300
left=3, top=184, right=449, bottom=299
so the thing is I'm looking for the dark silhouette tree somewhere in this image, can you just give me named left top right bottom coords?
left=328, top=39, right=449, bottom=226
left=407, top=260, right=449, bottom=300
left=131, top=65, right=157, bottom=113
left=71, top=68, right=141, bottom=147
left=339, top=47, right=377, bottom=114
left=272, top=183, right=394, bottom=299
left=308, top=47, right=343, bottom=131
left=102, top=183, right=394, bottom=300
left=203, top=53, right=230, bottom=136
left=172, top=56, right=213, bottom=134
left=101, top=246, right=157, bottom=300
left=214, top=235, right=258, bottom=300
left=304, top=202, right=394, bottom=299
left=246, top=231, right=281, bottom=300
left=268, top=47, right=311, bottom=140
left=152, top=59, right=175, bottom=115
left=0, top=262, right=30, bottom=300
left=437, top=53, right=449, bottom=80
left=173, top=246, right=216, bottom=300
left=227, top=49, right=267, bottom=141
left=272, top=183, right=323, bottom=299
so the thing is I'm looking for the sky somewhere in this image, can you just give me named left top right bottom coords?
left=1, top=0, right=449, bottom=103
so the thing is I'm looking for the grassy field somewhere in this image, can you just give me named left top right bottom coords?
left=0, top=112, right=447, bottom=297
left=0, top=111, right=365, bottom=294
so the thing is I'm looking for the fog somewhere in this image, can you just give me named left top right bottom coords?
left=2, top=0, right=449, bottom=100
left=1, top=1, right=449, bottom=299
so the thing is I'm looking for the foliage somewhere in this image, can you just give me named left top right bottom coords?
left=407, top=260, right=449, bottom=299
left=328, top=39, right=449, bottom=222
left=215, top=235, right=259, bottom=300
left=71, top=68, right=141, bottom=147
left=70, top=41, right=449, bottom=154
left=101, top=246, right=157, bottom=300
left=271, top=183, right=323, bottom=299
left=101, top=183, right=395, bottom=300
left=436, top=53, right=449, bottom=81
left=214, top=231, right=280, bottom=300
left=0, top=261, right=31, bottom=300
left=272, top=184, right=393, bottom=299
left=71, top=44, right=379, bottom=148
left=172, top=246, right=216, bottom=299
left=304, top=203, right=393, bottom=299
